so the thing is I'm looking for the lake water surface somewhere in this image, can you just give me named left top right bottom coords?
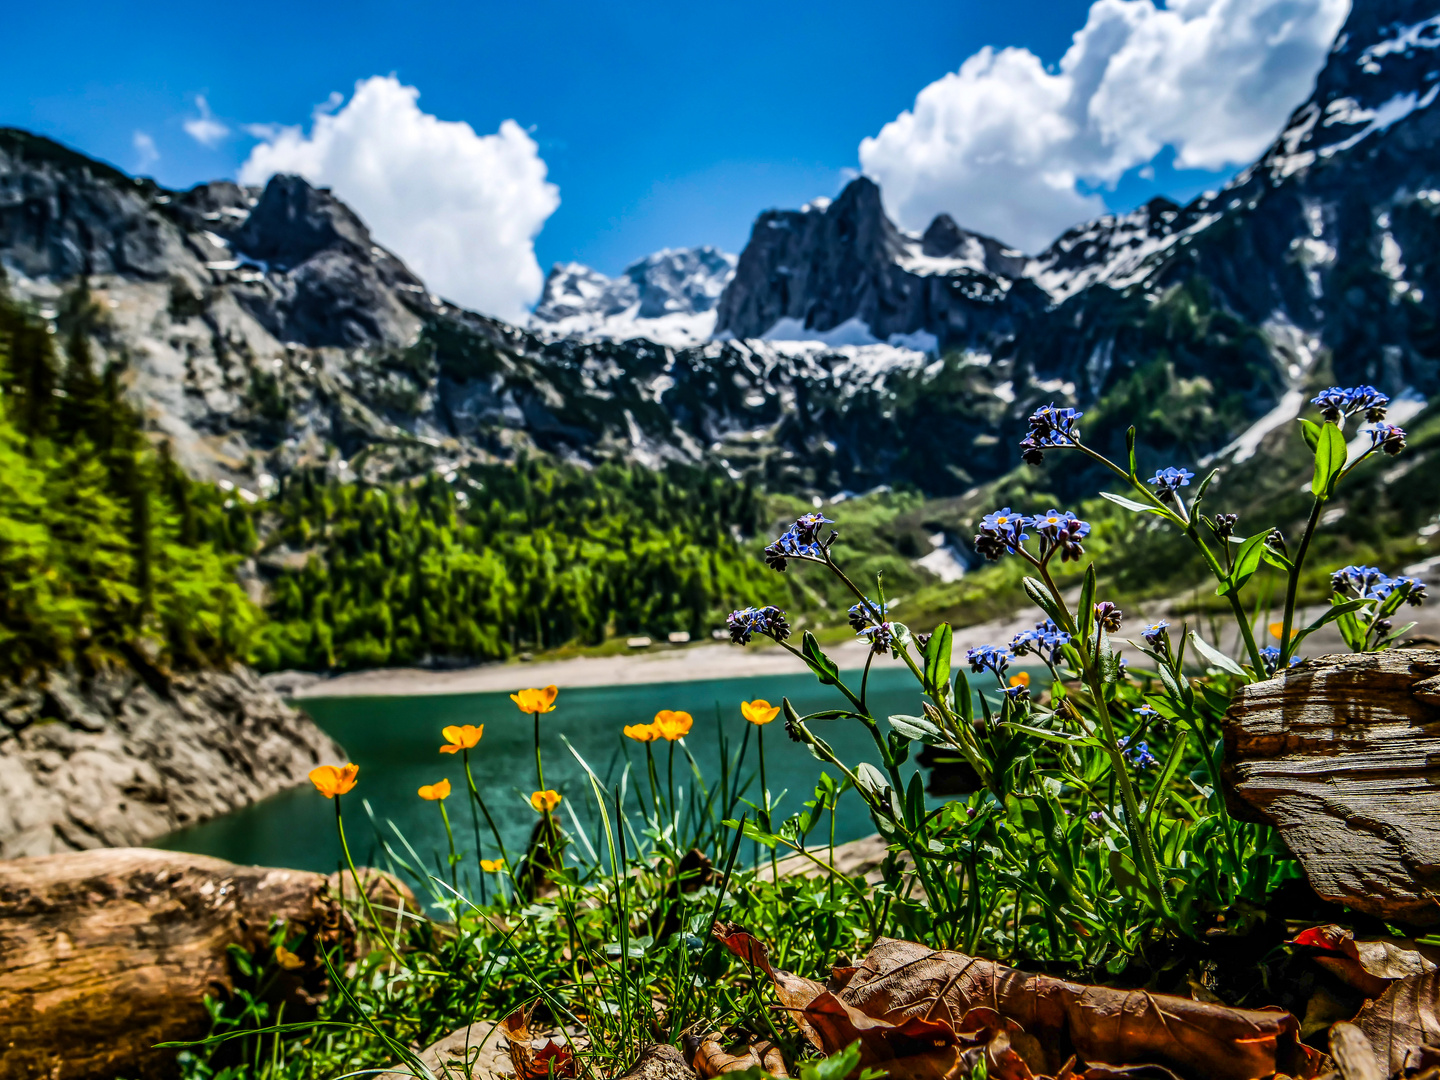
left=158, top=667, right=935, bottom=884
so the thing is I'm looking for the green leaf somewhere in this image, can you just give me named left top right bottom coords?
left=1297, top=416, right=1322, bottom=452
left=1078, top=564, right=1097, bottom=642
left=1334, top=607, right=1369, bottom=652
left=955, top=666, right=974, bottom=726
left=802, top=631, right=840, bottom=685
left=1156, top=658, right=1189, bottom=704
left=1023, top=577, right=1067, bottom=628
left=1261, top=546, right=1294, bottom=573
left=1312, top=422, right=1347, bottom=498
left=905, top=771, right=926, bottom=831
left=1126, top=426, right=1138, bottom=478
left=1291, top=598, right=1373, bottom=649
left=1193, top=468, right=1220, bottom=504
left=887, top=730, right=912, bottom=766
left=1187, top=632, right=1248, bottom=678
left=923, top=623, right=952, bottom=698
left=1100, top=491, right=1161, bottom=514
left=1000, top=722, right=1104, bottom=748
left=888, top=713, right=946, bottom=745
left=800, top=1043, right=863, bottom=1080
left=1379, top=620, right=1419, bottom=647
left=1144, top=731, right=1189, bottom=829
left=853, top=763, right=891, bottom=803
left=1217, top=531, right=1269, bottom=596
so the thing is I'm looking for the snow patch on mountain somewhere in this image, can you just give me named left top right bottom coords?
left=531, top=246, right=736, bottom=347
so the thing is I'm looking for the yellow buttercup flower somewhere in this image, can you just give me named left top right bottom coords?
left=531, top=789, right=562, bottom=812
left=480, top=858, right=506, bottom=873
left=740, top=699, right=780, bottom=726
left=440, top=724, right=483, bottom=754
left=274, top=945, right=305, bottom=970
left=624, top=722, right=661, bottom=742
left=418, top=779, right=451, bottom=801
left=1269, top=621, right=1289, bottom=641
left=653, top=710, right=693, bottom=740
left=1009, top=672, right=1031, bottom=688
left=652, top=709, right=694, bottom=741
left=309, top=763, right=359, bottom=798
left=511, top=685, right=559, bottom=714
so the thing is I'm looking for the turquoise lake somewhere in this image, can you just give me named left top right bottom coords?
left=158, top=667, right=938, bottom=887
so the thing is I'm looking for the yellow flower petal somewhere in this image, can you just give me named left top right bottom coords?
left=309, top=763, right=359, bottom=798
left=623, top=723, right=660, bottom=742
left=740, top=699, right=780, bottom=726
left=274, top=945, right=305, bottom=970
left=440, top=724, right=483, bottom=751
left=652, top=710, right=693, bottom=741
left=418, top=779, right=451, bottom=801
left=480, top=858, right=505, bottom=873
left=511, top=686, right=559, bottom=714
left=1009, top=672, right=1031, bottom=688
left=530, top=789, right=561, bottom=812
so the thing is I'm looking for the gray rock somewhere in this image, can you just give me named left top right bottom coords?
left=714, top=176, right=1037, bottom=350
left=0, top=665, right=344, bottom=858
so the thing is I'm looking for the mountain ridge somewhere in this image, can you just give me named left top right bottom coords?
left=530, top=245, right=736, bottom=346
left=0, top=0, right=1436, bottom=501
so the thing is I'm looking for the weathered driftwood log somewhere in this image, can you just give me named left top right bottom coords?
left=1224, top=650, right=1440, bottom=925
left=618, top=1044, right=698, bottom=1080
left=0, top=847, right=348, bottom=1080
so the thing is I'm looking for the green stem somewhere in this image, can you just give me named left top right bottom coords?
left=437, top=799, right=459, bottom=894
left=758, top=723, right=776, bottom=882
left=1035, top=557, right=1175, bottom=925
left=463, top=750, right=519, bottom=900
left=668, top=812, right=747, bottom=1043
left=667, top=739, right=677, bottom=835
left=334, top=796, right=407, bottom=967
left=646, top=742, right=664, bottom=823
left=1280, top=497, right=1326, bottom=665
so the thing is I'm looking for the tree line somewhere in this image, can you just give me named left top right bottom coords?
left=0, top=285, right=784, bottom=678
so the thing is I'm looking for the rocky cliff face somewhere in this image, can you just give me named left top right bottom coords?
left=531, top=246, right=736, bottom=346
left=0, top=0, right=1435, bottom=500
left=714, top=177, right=1037, bottom=352
left=0, top=665, right=343, bottom=858
left=715, top=0, right=1440, bottom=404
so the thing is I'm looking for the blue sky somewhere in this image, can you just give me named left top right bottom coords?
left=2, top=0, right=1347, bottom=319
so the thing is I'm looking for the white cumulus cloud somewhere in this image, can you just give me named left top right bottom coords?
left=239, top=76, right=560, bottom=323
left=184, top=95, right=230, bottom=148
left=859, top=0, right=1350, bottom=253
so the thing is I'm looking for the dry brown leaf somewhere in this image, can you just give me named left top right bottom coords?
left=1292, top=926, right=1440, bottom=999
left=842, top=939, right=1320, bottom=1080
left=691, top=1036, right=788, bottom=1078
left=1353, top=971, right=1440, bottom=1077
left=716, top=928, right=1321, bottom=1080
left=500, top=1008, right=576, bottom=1080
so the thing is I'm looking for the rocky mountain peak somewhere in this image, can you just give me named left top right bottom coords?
left=920, top=214, right=967, bottom=257
left=530, top=245, right=736, bottom=346
left=713, top=175, right=1034, bottom=349
left=232, top=174, right=378, bottom=272
left=1263, top=0, right=1440, bottom=181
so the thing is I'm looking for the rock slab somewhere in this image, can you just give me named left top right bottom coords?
left=0, top=664, right=344, bottom=858
left=1224, top=650, right=1440, bottom=925
left=0, top=847, right=345, bottom=1080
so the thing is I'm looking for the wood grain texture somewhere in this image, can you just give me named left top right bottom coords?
left=1223, top=650, right=1440, bottom=925
left=0, top=847, right=347, bottom=1080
